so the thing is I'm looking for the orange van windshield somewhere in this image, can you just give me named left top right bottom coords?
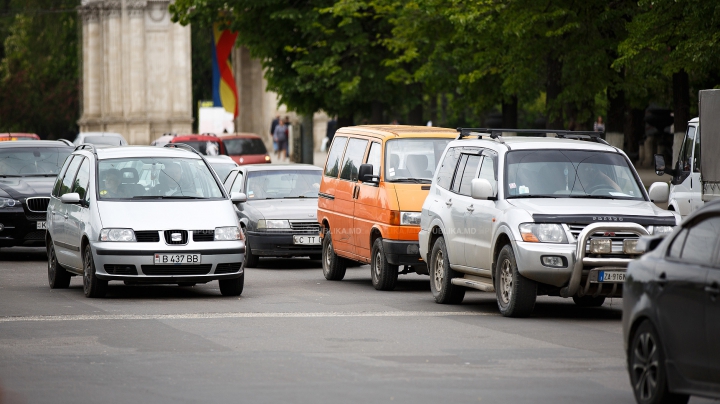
left=385, top=138, right=452, bottom=183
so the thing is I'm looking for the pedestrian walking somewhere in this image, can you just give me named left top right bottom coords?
left=323, top=116, right=337, bottom=151
left=270, top=114, right=280, bottom=155
left=594, top=116, right=605, bottom=132
left=273, top=117, right=288, bottom=161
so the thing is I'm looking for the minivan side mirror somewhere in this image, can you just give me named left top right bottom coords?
left=470, top=178, right=494, bottom=200
left=654, top=154, right=666, bottom=176
left=230, top=192, right=247, bottom=203
left=358, top=164, right=379, bottom=183
left=648, top=182, right=669, bottom=203
left=60, top=193, right=81, bottom=204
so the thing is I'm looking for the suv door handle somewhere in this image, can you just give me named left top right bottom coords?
left=445, top=199, right=452, bottom=206
left=467, top=205, right=474, bottom=212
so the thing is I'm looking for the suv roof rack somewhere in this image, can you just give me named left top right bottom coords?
left=456, top=128, right=608, bottom=145
left=74, top=143, right=97, bottom=155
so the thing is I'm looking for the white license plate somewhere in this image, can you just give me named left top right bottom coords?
left=154, top=253, right=201, bottom=265
left=36, top=221, right=46, bottom=230
left=293, top=235, right=320, bottom=245
left=598, top=271, right=625, bottom=283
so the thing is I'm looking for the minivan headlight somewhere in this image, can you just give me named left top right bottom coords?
left=257, top=219, right=290, bottom=229
left=400, top=212, right=422, bottom=226
left=215, top=226, right=242, bottom=240
left=100, top=228, right=136, bottom=242
left=519, top=223, right=567, bottom=243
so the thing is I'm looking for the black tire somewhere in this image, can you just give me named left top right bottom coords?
left=628, top=320, right=689, bottom=404
left=370, top=238, right=398, bottom=291
left=83, top=244, right=107, bottom=298
left=322, top=232, right=346, bottom=281
left=309, top=254, right=322, bottom=261
left=47, top=242, right=71, bottom=289
left=178, top=282, right=196, bottom=287
left=429, top=237, right=465, bottom=304
left=495, top=245, right=536, bottom=317
left=243, top=238, right=260, bottom=268
left=219, top=273, right=244, bottom=296
left=573, top=295, right=606, bottom=307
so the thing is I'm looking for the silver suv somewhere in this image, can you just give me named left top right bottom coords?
left=46, top=144, right=246, bottom=298
left=418, top=129, right=679, bottom=317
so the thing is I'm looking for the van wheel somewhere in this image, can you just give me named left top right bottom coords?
left=83, top=245, right=107, bottom=298
left=219, top=274, right=244, bottom=296
left=495, top=245, right=536, bottom=317
left=629, top=320, right=689, bottom=404
left=573, top=295, right=606, bottom=307
left=429, top=236, right=465, bottom=304
left=47, top=242, right=71, bottom=289
left=322, top=232, right=346, bottom=280
left=371, top=238, right=398, bottom=291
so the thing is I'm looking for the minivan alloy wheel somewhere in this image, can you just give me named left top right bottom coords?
left=499, top=258, right=513, bottom=304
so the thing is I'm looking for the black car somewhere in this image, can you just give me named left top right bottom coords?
left=223, top=164, right=322, bottom=267
left=0, top=141, right=73, bottom=250
left=623, top=200, right=720, bottom=404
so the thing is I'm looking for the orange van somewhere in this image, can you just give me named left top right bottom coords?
left=318, top=125, right=456, bottom=290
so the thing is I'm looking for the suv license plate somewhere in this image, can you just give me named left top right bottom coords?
left=293, top=235, right=320, bottom=245
left=598, top=270, right=625, bottom=283
left=36, top=221, right=46, bottom=230
left=154, top=254, right=201, bottom=265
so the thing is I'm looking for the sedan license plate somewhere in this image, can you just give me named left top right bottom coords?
left=154, top=253, right=201, bottom=265
left=293, top=235, right=320, bottom=245
left=598, top=270, right=625, bottom=283
left=36, top=221, right=46, bottom=230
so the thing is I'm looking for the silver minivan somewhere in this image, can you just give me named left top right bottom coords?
left=46, top=144, right=246, bottom=297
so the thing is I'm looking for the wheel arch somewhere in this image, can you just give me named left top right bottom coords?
left=370, top=227, right=383, bottom=248
left=492, top=231, right=514, bottom=281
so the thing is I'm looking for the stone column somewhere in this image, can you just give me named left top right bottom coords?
left=104, top=1, right=123, bottom=122
left=171, top=21, right=192, bottom=123
left=84, top=5, right=102, bottom=118
left=127, top=1, right=149, bottom=144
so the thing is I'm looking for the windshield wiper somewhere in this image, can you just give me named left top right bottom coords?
left=22, top=174, right=56, bottom=177
left=568, top=195, right=624, bottom=199
left=506, top=194, right=559, bottom=199
left=132, top=195, right=206, bottom=199
left=388, top=178, right=431, bottom=184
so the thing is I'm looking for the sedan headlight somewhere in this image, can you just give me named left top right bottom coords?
left=257, top=219, right=290, bottom=229
left=649, top=225, right=674, bottom=235
left=0, top=198, right=20, bottom=208
left=215, top=226, right=242, bottom=240
left=519, top=223, right=568, bottom=243
left=400, top=212, right=422, bottom=226
left=100, top=228, right=136, bottom=242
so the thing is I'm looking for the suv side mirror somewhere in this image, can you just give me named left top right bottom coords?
left=648, top=182, right=669, bottom=203
left=470, top=178, right=493, bottom=200
left=60, top=193, right=81, bottom=204
left=230, top=192, right=247, bottom=203
left=654, top=154, right=665, bottom=176
left=358, top=164, right=379, bottom=183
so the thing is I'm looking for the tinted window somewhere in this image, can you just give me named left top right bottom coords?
left=668, top=228, right=687, bottom=259
left=436, top=147, right=460, bottom=190
left=59, top=157, right=83, bottom=196
left=479, top=153, right=497, bottom=194
left=366, top=142, right=381, bottom=176
left=680, top=217, right=720, bottom=265
left=223, top=138, right=267, bottom=155
left=340, top=138, right=368, bottom=181
left=678, top=127, right=695, bottom=172
left=52, top=155, right=76, bottom=197
left=72, top=158, right=91, bottom=201
left=457, top=155, right=482, bottom=196
left=325, top=137, right=348, bottom=178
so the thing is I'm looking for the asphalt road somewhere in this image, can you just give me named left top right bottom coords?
left=0, top=247, right=716, bottom=404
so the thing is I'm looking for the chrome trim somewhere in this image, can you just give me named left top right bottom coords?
left=26, top=197, right=50, bottom=212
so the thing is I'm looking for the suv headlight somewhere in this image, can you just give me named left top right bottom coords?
left=400, top=212, right=422, bottom=226
left=649, top=225, right=673, bottom=235
left=0, top=198, right=20, bottom=208
left=257, top=219, right=290, bottom=229
left=215, top=226, right=242, bottom=240
left=519, top=223, right=568, bottom=243
left=100, top=228, right=136, bottom=242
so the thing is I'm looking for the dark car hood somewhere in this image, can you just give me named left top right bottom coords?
left=243, top=198, right=318, bottom=221
left=0, top=177, right=56, bottom=199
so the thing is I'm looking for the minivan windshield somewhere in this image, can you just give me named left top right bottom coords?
left=245, top=169, right=321, bottom=200
left=385, top=138, right=452, bottom=183
left=0, top=147, right=72, bottom=176
left=505, top=150, right=644, bottom=200
left=98, top=157, right=225, bottom=200
left=224, top=138, right=267, bottom=155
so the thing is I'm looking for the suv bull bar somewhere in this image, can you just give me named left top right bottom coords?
left=560, top=222, right=649, bottom=298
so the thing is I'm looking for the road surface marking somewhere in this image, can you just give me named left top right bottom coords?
left=0, top=311, right=496, bottom=323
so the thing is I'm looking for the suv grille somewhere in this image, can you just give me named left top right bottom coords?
left=26, top=197, right=49, bottom=212
left=193, top=230, right=215, bottom=242
left=135, top=231, right=160, bottom=242
left=141, top=264, right=211, bottom=275
left=163, top=230, right=188, bottom=245
left=568, top=224, right=642, bottom=254
left=215, top=262, right=242, bottom=274
left=290, top=221, right=320, bottom=233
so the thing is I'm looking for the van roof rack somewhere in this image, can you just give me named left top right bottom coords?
left=456, top=128, right=609, bottom=145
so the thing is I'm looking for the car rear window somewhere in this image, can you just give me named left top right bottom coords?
left=223, top=138, right=267, bottom=155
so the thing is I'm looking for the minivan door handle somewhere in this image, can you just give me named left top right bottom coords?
left=445, top=199, right=452, bottom=206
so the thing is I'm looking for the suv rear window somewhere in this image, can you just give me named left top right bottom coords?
left=223, top=138, right=267, bottom=155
